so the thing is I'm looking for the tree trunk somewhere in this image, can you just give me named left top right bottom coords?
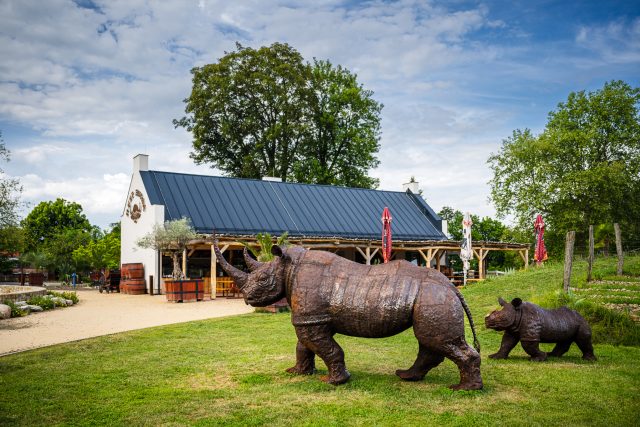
left=563, top=231, right=575, bottom=292
left=614, top=223, right=623, bottom=276
left=172, top=252, right=183, bottom=280
left=587, top=225, right=594, bottom=282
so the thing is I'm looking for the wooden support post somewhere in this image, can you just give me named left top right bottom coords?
left=435, top=250, right=442, bottom=271
left=587, top=225, right=594, bottom=282
left=418, top=249, right=435, bottom=267
left=563, top=231, right=575, bottom=292
left=614, top=223, right=623, bottom=276
left=524, top=249, right=529, bottom=269
left=182, top=248, right=187, bottom=279
left=210, top=244, right=217, bottom=300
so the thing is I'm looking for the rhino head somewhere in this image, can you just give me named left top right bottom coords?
left=484, top=297, right=522, bottom=330
left=213, top=241, right=289, bottom=307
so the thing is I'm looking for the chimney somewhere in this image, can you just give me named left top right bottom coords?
left=402, top=180, right=419, bottom=194
left=133, top=154, right=149, bottom=173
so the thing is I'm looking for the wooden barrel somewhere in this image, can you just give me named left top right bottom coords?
left=121, top=263, right=144, bottom=280
left=123, top=278, right=146, bottom=294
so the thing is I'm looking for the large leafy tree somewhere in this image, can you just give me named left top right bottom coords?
left=21, top=198, right=93, bottom=252
left=292, top=60, right=381, bottom=188
left=175, top=43, right=382, bottom=188
left=72, top=223, right=121, bottom=272
left=488, top=80, right=640, bottom=252
left=0, top=132, right=22, bottom=228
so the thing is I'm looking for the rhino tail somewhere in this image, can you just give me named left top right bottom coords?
left=452, top=286, right=481, bottom=353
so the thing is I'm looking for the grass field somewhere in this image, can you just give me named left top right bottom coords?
left=1, top=256, right=639, bottom=426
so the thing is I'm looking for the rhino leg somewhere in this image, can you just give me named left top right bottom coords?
left=548, top=340, right=572, bottom=357
left=575, top=325, right=597, bottom=361
left=521, top=340, right=547, bottom=361
left=396, top=343, right=444, bottom=381
left=286, top=340, right=316, bottom=375
left=439, top=337, right=483, bottom=390
left=295, top=324, right=350, bottom=385
left=489, top=332, right=519, bottom=359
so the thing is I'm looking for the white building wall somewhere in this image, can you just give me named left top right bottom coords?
left=120, top=155, right=164, bottom=293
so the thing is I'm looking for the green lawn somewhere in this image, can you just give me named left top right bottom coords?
left=1, top=256, right=639, bottom=426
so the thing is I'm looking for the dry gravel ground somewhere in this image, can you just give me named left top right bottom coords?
left=0, top=289, right=254, bottom=356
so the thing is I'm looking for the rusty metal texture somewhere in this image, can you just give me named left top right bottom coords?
left=214, top=241, right=483, bottom=390
left=485, top=297, right=597, bottom=362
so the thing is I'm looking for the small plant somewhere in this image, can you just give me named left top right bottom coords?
left=26, top=295, right=55, bottom=310
left=48, top=290, right=79, bottom=304
left=3, top=299, right=26, bottom=318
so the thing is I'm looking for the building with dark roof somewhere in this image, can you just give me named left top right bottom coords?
left=121, top=154, right=528, bottom=296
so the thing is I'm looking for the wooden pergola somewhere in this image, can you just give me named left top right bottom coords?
left=178, top=235, right=530, bottom=299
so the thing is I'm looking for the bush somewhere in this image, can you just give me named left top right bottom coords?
left=26, top=295, right=55, bottom=310
left=3, top=299, right=26, bottom=318
left=48, top=290, right=79, bottom=304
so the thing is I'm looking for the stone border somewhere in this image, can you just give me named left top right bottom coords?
left=0, top=285, right=47, bottom=303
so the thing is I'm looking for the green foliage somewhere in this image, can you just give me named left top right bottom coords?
left=242, top=232, right=290, bottom=262
left=26, top=295, right=55, bottom=310
left=438, top=206, right=525, bottom=270
left=175, top=43, right=382, bottom=188
left=291, top=59, right=381, bottom=188
left=72, top=223, right=121, bottom=271
left=0, top=225, right=24, bottom=273
left=0, top=132, right=23, bottom=228
left=47, top=290, right=79, bottom=304
left=20, top=250, right=51, bottom=272
left=2, top=299, right=26, bottom=317
left=488, top=80, right=640, bottom=255
left=21, top=198, right=93, bottom=252
left=137, top=218, right=197, bottom=279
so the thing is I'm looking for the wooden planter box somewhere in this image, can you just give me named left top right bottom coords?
left=165, top=279, right=204, bottom=303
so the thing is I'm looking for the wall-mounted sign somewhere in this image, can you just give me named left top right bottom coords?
left=126, top=189, right=147, bottom=223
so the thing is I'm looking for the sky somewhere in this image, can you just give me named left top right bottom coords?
left=1, top=0, right=639, bottom=230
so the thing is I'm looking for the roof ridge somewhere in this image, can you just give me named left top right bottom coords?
left=147, top=169, right=406, bottom=194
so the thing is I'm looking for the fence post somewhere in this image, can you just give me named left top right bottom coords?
left=563, top=231, right=575, bottom=292
left=614, top=223, right=623, bottom=276
left=587, top=225, right=594, bottom=282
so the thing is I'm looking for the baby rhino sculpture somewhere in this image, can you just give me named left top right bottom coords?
left=485, top=297, right=596, bottom=361
left=214, top=242, right=483, bottom=390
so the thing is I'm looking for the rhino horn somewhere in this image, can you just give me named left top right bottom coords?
left=213, top=240, right=248, bottom=289
left=243, top=247, right=264, bottom=271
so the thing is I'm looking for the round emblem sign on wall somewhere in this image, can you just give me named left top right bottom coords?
left=126, top=189, right=147, bottom=223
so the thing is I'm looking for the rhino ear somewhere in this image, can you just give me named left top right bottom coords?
left=511, top=298, right=522, bottom=308
left=498, top=297, right=506, bottom=306
left=271, top=245, right=283, bottom=257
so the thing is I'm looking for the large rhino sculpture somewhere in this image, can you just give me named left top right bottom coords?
left=214, top=242, right=483, bottom=390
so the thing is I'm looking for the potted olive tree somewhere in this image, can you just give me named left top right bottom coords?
left=137, top=218, right=202, bottom=302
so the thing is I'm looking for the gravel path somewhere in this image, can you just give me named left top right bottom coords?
left=0, top=289, right=254, bottom=356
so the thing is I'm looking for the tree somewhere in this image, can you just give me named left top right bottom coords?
left=72, top=223, right=121, bottom=272
left=292, top=60, right=381, bottom=188
left=488, top=80, right=640, bottom=254
left=136, top=218, right=197, bottom=279
left=0, top=132, right=22, bottom=228
left=21, top=198, right=92, bottom=252
left=175, top=43, right=383, bottom=188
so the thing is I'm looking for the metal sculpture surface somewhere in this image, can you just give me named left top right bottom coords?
left=485, top=297, right=596, bottom=361
left=214, top=242, right=483, bottom=390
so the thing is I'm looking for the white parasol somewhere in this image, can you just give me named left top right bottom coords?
left=460, top=212, right=473, bottom=286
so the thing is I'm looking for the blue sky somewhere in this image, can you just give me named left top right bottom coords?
left=1, top=0, right=639, bottom=229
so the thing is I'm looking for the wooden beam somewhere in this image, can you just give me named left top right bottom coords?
left=182, top=248, right=187, bottom=278
left=210, top=244, right=216, bottom=300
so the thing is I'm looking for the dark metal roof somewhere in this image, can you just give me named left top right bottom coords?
left=140, top=170, right=446, bottom=241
